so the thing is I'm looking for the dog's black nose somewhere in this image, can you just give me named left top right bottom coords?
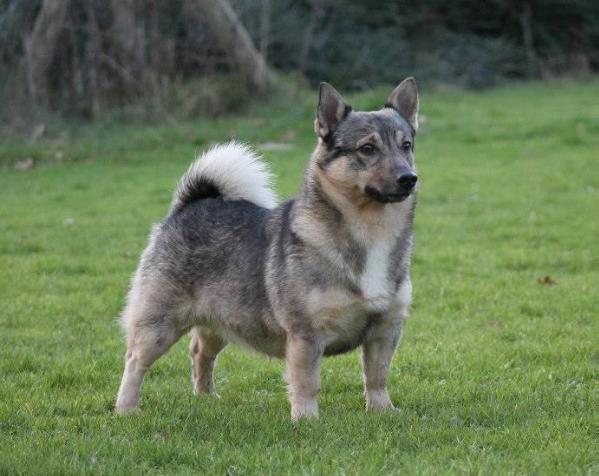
left=397, top=173, right=418, bottom=190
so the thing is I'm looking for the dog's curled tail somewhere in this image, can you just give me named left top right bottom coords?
left=170, top=141, right=278, bottom=213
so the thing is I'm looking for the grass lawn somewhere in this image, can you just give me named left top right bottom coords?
left=0, top=80, right=597, bottom=474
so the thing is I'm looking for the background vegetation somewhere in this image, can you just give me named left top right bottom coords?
left=0, top=80, right=597, bottom=474
left=1, top=0, right=598, bottom=125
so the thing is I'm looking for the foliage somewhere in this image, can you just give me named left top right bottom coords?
left=0, top=80, right=597, bottom=473
left=0, top=0, right=598, bottom=121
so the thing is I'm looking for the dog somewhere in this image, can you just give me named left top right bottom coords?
left=115, top=77, right=420, bottom=420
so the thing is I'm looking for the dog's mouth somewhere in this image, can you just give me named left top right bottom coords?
left=364, top=186, right=411, bottom=203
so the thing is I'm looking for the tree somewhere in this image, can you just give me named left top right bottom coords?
left=109, top=0, right=142, bottom=92
left=192, top=0, right=274, bottom=94
left=24, top=0, right=71, bottom=102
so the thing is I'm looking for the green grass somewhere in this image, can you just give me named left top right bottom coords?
left=1, top=79, right=598, bottom=475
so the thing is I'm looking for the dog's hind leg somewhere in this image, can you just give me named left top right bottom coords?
left=189, top=327, right=227, bottom=396
left=115, top=305, right=184, bottom=414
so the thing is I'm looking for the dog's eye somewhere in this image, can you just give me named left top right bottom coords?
left=401, top=141, right=412, bottom=153
left=359, top=143, right=376, bottom=155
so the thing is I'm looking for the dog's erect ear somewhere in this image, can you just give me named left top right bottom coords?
left=386, top=77, right=419, bottom=131
left=315, top=82, right=351, bottom=140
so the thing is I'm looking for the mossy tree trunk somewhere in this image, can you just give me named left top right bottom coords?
left=193, top=0, right=274, bottom=94
left=25, top=0, right=71, bottom=103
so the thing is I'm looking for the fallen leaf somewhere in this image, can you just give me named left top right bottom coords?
left=485, top=320, right=503, bottom=329
left=538, top=275, right=556, bottom=286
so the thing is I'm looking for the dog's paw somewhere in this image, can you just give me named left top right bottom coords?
left=193, top=388, right=221, bottom=399
left=114, top=405, right=141, bottom=415
left=366, top=389, right=395, bottom=412
left=291, top=400, right=319, bottom=421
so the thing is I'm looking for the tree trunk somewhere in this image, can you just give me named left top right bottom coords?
left=27, top=0, right=71, bottom=102
left=299, top=1, right=322, bottom=74
left=85, top=0, right=101, bottom=117
left=110, top=0, right=137, bottom=59
left=518, top=2, right=538, bottom=78
left=259, top=0, right=271, bottom=64
left=192, top=0, right=273, bottom=94
left=110, top=0, right=143, bottom=96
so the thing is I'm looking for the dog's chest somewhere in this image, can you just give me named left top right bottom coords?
left=359, top=238, right=395, bottom=311
left=350, top=203, right=411, bottom=310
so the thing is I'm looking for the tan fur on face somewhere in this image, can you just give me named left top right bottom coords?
left=318, top=158, right=370, bottom=205
left=313, top=147, right=409, bottom=245
left=395, top=130, right=406, bottom=146
left=314, top=141, right=406, bottom=231
left=314, top=141, right=382, bottom=208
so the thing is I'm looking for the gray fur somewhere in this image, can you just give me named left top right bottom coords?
left=115, top=78, right=420, bottom=419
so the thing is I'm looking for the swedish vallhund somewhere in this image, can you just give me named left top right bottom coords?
left=116, top=78, right=420, bottom=420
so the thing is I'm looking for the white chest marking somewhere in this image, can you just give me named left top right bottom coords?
left=360, top=238, right=394, bottom=310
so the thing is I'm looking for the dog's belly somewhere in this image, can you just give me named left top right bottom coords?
left=193, top=305, right=287, bottom=358
left=210, top=322, right=287, bottom=358
left=205, top=308, right=375, bottom=358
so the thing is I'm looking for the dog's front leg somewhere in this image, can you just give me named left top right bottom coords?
left=362, top=318, right=404, bottom=411
left=286, top=334, right=322, bottom=420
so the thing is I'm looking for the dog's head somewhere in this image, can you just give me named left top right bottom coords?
left=314, top=78, right=419, bottom=204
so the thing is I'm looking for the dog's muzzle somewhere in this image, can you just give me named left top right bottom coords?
left=365, top=173, right=418, bottom=203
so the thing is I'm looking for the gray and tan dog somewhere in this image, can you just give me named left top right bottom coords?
left=115, top=78, right=420, bottom=420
